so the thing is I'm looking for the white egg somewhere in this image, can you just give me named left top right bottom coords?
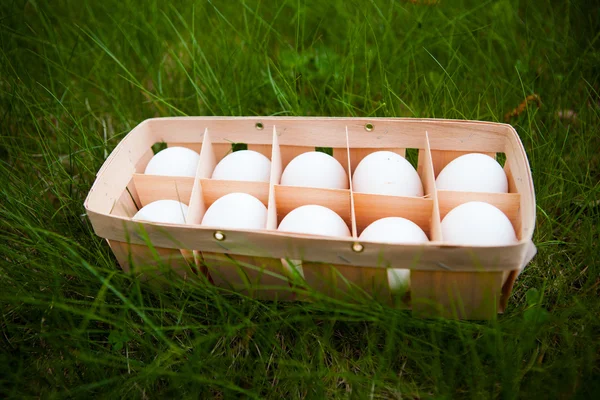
left=352, top=151, right=423, bottom=197
left=441, top=201, right=517, bottom=245
left=278, top=205, right=350, bottom=280
left=145, top=147, right=200, bottom=177
left=201, top=193, right=267, bottom=230
left=280, top=152, right=349, bottom=189
left=359, top=217, right=429, bottom=292
left=435, top=153, right=508, bottom=193
left=132, top=200, right=189, bottom=224
left=360, top=217, right=428, bottom=244
left=212, top=150, right=271, bottom=182
left=278, top=205, right=351, bottom=237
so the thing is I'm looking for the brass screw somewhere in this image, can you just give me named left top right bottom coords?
left=352, top=242, right=364, bottom=253
left=213, top=231, right=226, bottom=241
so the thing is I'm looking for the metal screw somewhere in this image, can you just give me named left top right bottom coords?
left=365, top=123, right=374, bottom=132
left=255, top=122, right=264, bottom=130
left=213, top=231, right=226, bottom=241
left=352, top=242, right=364, bottom=253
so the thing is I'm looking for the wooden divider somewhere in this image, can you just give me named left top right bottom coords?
left=503, top=159, right=519, bottom=194
left=184, top=129, right=211, bottom=275
left=274, top=186, right=352, bottom=226
left=346, top=128, right=358, bottom=239
left=271, top=130, right=305, bottom=293
left=133, top=174, right=194, bottom=206
left=201, top=179, right=269, bottom=206
left=500, top=156, right=525, bottom=293
left=135, top=148, right=155, bottom=173
left=111, top=178, right=141, bottom=218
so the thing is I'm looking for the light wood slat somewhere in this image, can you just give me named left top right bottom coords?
left=203, top=252, right=294, bottom=301
left=274, top=185, right=352, bottom=227
left=200, top=179, right=269, bottom=208
left=133, top=174, right=194, bottom=207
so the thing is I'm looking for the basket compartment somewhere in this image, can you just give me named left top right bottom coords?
left=430, top=150, right=497, bottom=179
left=273, top=184, right=359, bottom=301
left=275, top=185, right=352, bottom=227
left=108, top=176, right=196, bottom=280
left=336, top=136, right=433, bottom=304
left=279, top=145, right=351, bottom=179
left=191, top=130, right=292, bottom=300
left=200, top=178, right=269, bottom=206
left=411, top=135, right=523, bottom=319
left=437, top=190, right=522, bottom=238
left=133, top=174, right=194, bottom=206
left=273, top=132, right=357, bottom=300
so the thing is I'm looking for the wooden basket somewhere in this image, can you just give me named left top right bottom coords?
left=84, top=117, right=537, bottom=319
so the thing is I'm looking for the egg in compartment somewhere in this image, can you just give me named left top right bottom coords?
left=359, top=217, right=429, bottom=293
left=277, top=205, right=351, bottom=279
left=435, top=153, right=508, bottom=193
left=278, top=205, right=351, bottom=238
left=441, top=201, right=517, bottom=246
left=352, top=151, right=424, bottom=197
left=201, top=193, right=267, bottom=230
left=280, top=152, right=349, bottom=190
left=212, top=150, right=271, bottom=183
left=145, top=147, right=200, bottom=177
left=132, top=200, right=189, bottom=224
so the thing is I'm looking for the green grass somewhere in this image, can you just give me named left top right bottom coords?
left=1, top=0, right=599, bottom=397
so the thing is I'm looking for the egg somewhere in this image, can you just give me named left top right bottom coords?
left=132, top=200, right=189, bottom=224
left=352, top=151, right=423, bottom=197
left=360, top=217, right=428, bottom=244
left=145, top=147, right=200, bottom=177
left=441, top=201, right=517, bottom=245
left=280, top=152, right=349, bottom=189
left=278, top=205, right=351, bottom=280
left=212, top=150, right=271, bottom=182
left=435, top=153, right=508, bottom=193
left=278, top=205, right=351, bottom=237
left=201, top=193, right=267, bottom=230
left=359, top=217, right=429, bottom=292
